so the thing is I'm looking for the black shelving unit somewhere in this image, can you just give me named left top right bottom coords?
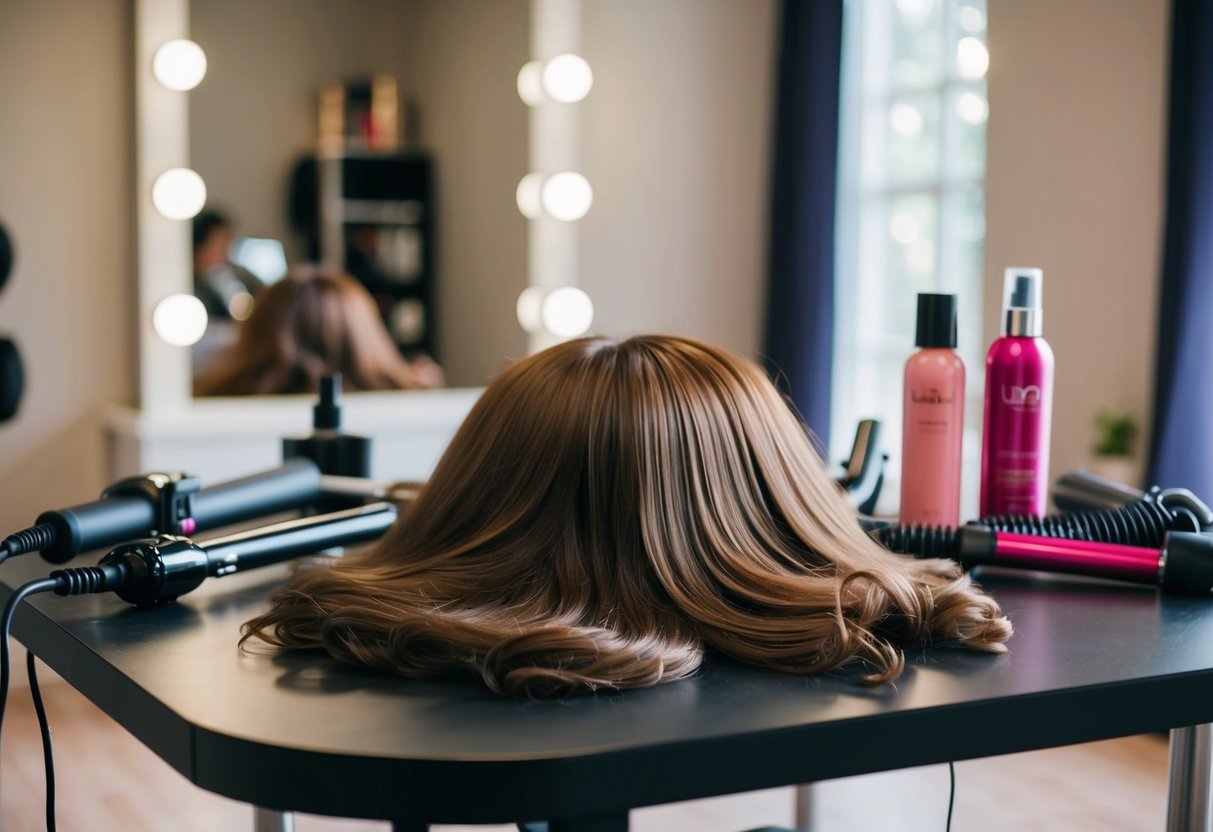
left=291, top=152, right=437, bottom=359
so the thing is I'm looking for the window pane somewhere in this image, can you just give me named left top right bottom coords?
left=832, top=0, right=987, bottom=517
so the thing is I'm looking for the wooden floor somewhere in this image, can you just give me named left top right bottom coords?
left=0, top=674, right=1171, bottom=832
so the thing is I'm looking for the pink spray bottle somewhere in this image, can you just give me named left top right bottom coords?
left=980, top=267, right=1055, bottom=516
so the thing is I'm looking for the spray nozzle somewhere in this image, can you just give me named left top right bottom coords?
left=314, top=374, right=342, bottom=431
left=1003, top=267, right=1043, bottom=311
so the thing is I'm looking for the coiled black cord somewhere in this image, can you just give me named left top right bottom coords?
left=0, top=523, right=55, bottom=565
left=878, top=496, right=1177, bottom=560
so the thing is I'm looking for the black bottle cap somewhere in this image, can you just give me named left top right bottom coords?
left=915, top=293, right=958, bottom=349
left=314, top=374, right=342, bottom=430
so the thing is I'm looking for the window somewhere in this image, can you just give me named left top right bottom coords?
left=832, top=0, right=988, bottom=515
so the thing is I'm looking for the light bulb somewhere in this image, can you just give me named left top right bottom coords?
left=895, top=0, right=934, bottom=22
left=541, top=287, right=593, bottom=337
left=516, top=172, right=545, bottom=219
left=516, top=286, right=547, bottom=333
left=152, top=294, right=208, bottom=346
left=152, top=168, right=207, bottom=220
left=957, top=5, right=986, bottom=33
left=889, top=104, right=923, bottom=136
left=517, top=61, right=545, bottom=107
left=541, top=172, right=593, bottom=222
left=152, top=39, right=207, bottom=91
left=957, top=37, right=989, bottom=79
left=956, top=92, right=988, bottom=125
left=542, top=54, right=593, bottom=103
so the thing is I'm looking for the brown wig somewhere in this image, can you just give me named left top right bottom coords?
left=195, top=265, right=436, bottom=396
left=242, top=335, right=1010, bottom=694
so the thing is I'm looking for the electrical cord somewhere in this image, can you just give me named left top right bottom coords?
left=28, top=651, right=55, bottom=832
left=1, top=571, right=125, bottom=826
left=946, top=761, right=955, bottom=832
left=0, top=576, right=59, bottom=828
left=0, top=577, right=59, bottom=733
left=0, top=523, right=55, bottom=566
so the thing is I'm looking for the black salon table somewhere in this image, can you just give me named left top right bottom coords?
left=5, top=555, right=1213, bottom=832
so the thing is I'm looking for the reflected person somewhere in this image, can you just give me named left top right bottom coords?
left=196, top=264, right=442, bottom=396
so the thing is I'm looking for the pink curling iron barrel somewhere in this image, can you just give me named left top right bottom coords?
left=938, top=526, right=1213, bottom=594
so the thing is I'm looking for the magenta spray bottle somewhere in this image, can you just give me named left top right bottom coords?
left=979, top=268, right=1055, bottom=516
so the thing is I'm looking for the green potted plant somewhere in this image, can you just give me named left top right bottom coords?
left=1089, top=409, right=1139, bottom=486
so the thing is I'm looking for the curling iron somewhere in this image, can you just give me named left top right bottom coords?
left=0, top=458, right=325, bottom=565
left=886, top=525, right=1213, bottom=594
left=48, top=501, right=397, bottom=608
left=876, top=473, right=1213, bottom=593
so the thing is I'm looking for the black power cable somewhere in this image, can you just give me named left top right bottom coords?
left=0, top=577, right=59, bottom=730
left=0, top=577, right=59, bottom=829
left=946, top=761, right=955, bottom=832
left=28, top=651, right=55, bottom=832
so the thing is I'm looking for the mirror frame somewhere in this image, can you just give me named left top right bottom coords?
left=135, top=0, right=193, bottom=416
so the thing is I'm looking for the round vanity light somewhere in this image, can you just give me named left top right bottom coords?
left=152, top=168, right=207, bottom=220
left=888, top=103, right=923, bottom=136
left=956, top=92, right=988, bottom=125
left=541, top=287, right=594, bottom=338
left=517, top=61, right=545, bottom=107
left=152, top=294, right=208, bottom=346
left=541, top=172, right=593, bottom=222
left=956, top=37, right=989, bottom=79
left=957, top=5, right=986, bottom=33
left=541, top=54, right=593, bottom=104
left=152, top=39, right=208, bottom=92
left=516, top=285, right=547, bottom=333
left=515, top=172, right=546, bottom=220
left=889, top=213, right=920, bottom=245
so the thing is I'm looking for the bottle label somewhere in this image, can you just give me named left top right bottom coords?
left=910, top=387, right=956, bottom=435
left=1001, top=384, right=1042, bottom=412
left=911, top=387, right=955, bottom=405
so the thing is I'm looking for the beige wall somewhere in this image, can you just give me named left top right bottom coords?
left=404, top=0, right=531, bottom=385
left=0, top=0, right=135, bottom=536
left=189, top=0, right=417, bottom=259
left=985, top=0, right=1169, bottom=486
left=580, top=0, right=777, bottom=358
left=189, top=0, right=530, bottom=387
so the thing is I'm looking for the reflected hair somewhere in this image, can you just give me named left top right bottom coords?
left=242, top=334, right=1010, bottom=694
left=196, top=264, right=428, bottom=396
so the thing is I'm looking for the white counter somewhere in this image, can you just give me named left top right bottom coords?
left=104, top=388, right=483, bottom=486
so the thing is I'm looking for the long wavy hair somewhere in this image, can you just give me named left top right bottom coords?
left=196, top=265, right=435, bottom=396
left=242, top=335, right=1010, bottom=694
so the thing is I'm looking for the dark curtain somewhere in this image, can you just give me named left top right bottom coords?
left=763, top=0, right=844, bottom=450
left=1148, top=0, right=1213, bottom=497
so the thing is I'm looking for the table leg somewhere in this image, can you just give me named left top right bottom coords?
left=794, top=783, right=813, bottom=830
left=1168, top=724, right=1213, bottom=832
left=548, top=811, right=629, bottom=832
left=252, top=808, right=294, bottom=832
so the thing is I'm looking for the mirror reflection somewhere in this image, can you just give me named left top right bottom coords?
left=187, top=0, right=530, bottom=391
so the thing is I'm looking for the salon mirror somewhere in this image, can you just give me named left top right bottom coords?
left=134, top=0, right=776, bottom=411
left=186, top=0, right=531, bottom=390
